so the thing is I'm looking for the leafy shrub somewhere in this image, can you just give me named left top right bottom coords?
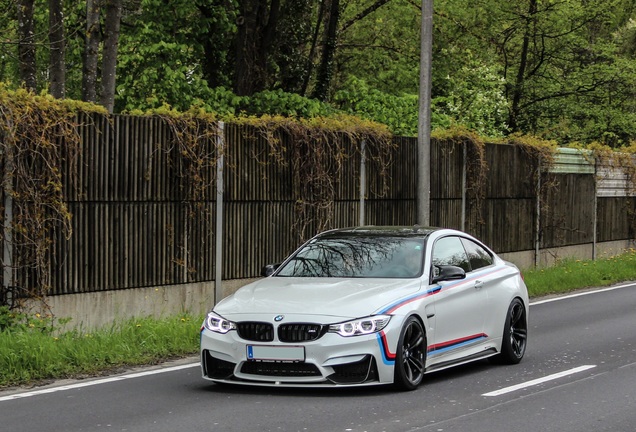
left=240, top=89, right=336, bottom=118
left=333, top=77, right=452, bottom=137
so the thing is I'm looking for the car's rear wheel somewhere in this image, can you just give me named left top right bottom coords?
left=493, top=298, right=527, bottom=364
left=393, top=316, right=426, bottom=391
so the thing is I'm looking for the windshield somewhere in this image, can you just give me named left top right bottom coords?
left=276, top=236, right=425, bottom=278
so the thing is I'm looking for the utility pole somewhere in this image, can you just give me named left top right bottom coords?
left=417, top=0, right=433, bottom=226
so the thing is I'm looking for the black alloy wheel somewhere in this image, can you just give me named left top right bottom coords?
left=494, top=298, right=528, bottom=364
left=393, top=316, right=426, bottom=390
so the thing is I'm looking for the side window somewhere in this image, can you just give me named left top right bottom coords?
left=432, top=236, right=470, bottom=272
left=460, top=238, right=494, bottom=271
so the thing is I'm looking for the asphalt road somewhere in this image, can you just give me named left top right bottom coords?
left=1, top=282, right=635, bottom=432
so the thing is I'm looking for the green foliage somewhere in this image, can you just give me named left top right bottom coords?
left=116, top=38, right=215, bottom=113
left=125, top=87, right=335, bottom=120
left=0, top=0, right=18, bottom=83
left=240, top=89, right=336, bottom=118
left=433, top=53, right=509, bottom=137
left=0, top=307, right=70, bottom=334
left=336, top=0, right=421, bottom=95
left=3, top=0, right=636, bottom=144
left=115, top=0, right=230, bottom=112
left=333, top=77, right=451, bottom=136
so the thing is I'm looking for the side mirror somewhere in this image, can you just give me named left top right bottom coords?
left=261, top=264, right=280, bottom=277
left=431, top=265, right=466, bottom=284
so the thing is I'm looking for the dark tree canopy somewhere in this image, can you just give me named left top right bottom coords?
left=2, top=0, right=636, bottom=145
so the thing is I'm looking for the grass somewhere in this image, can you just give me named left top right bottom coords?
left=523, top=248, right=636, bottom=297
left=1, top=248, right=635, bottom=389
left=0, top=314, right=203, bottom=388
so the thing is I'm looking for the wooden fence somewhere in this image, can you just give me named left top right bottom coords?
left=1, top=114, right=634, bottom=300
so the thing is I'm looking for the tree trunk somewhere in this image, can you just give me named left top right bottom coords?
left=197, top=1, right=232, bottom=89
left=258, top=0, right=280, bottom=82
left=300, top=0, right=327, bottom=96
left=509, top=0, right=537, bottom=132
left=48, top=0, right=66, bottom=99
left=234, top=0, right=281, bottom=96
left=312, top=0, right=340, bottom=101
left=100, top=0, right=122, bottom=113
left=16, top=0, right=37, bottom=91
left=82, top=0, right=101, bottom=103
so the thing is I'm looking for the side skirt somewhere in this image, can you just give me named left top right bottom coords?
left=424, top=348, right=497, bottom=374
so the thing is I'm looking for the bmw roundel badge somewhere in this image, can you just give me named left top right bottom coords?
left=274, top=315, right=284, bottom=322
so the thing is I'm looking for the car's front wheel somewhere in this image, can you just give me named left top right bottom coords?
left=393, top=316, right=426, bottom=391
left=494, top=298, right=528, bottom=364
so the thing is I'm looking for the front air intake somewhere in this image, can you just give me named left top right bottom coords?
left=328, top=355, right=378, bottom=384
left=203, top=350, right=236, bottom=380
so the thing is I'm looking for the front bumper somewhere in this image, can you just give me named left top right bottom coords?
left=200, top=323, right=400, bottom=387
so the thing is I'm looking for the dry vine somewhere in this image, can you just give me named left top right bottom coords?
left=433, top=126, right=489, bottom=226
left=235, top=114, right=394, bottom=244
left=146, top=108, right=222, bottom=276
left=0, top=88, right=104, bottom=309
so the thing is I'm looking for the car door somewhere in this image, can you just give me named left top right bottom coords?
left=459, top=236, right=508, bottom=340
left=426, top=235, right=489, bottom=364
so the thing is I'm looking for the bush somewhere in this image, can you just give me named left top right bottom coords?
left=333, top=77, right=452, bottom=137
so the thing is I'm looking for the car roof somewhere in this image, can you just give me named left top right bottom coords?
left=316, top=226, right=440, bottom=239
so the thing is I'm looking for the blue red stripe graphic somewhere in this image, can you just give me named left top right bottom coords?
left=378, top=267, right=506, bottom=315
left=377, top=331, right=489, bottom=365
left=427, top=333, right=488, bottom=355
left=377, top=332, right=396, bottom=365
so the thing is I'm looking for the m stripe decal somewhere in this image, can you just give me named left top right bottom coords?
left=377, top=332, right=396, bottom=365
left=427, top=333, right=488, bottom=355
left=378, top=267, right=507, bottom=315
left=377, top=332, right=489, bottom=365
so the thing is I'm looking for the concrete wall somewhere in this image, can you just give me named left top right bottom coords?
left=500, top=239, right=634, bottom=269
left=34, top=240, right=633, bottom=331
left=30, top=278, right=257, bottom=332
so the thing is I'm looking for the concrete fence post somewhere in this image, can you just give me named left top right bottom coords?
left=461, top=142, right=467, bottom=232
left=534, top=155, right=542, bottom=267
left=215, top=122, right=225, bottom=304
left=593, top=158, right=598, bottom=260
left=2, top=141, right=14, bottom=306
left=359, top=140, right=366, bottom=226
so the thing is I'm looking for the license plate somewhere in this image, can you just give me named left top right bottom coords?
left=247, top=345, right=305, bottom=361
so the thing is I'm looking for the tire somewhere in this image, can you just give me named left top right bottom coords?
left=393, top=316, right=426, bottom=391
left=493, top=298, right=528, bottom=365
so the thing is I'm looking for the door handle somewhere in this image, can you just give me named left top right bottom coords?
left=474, top=280, right=484, bottom=289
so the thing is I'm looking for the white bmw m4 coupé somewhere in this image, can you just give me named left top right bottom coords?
left=200, top=226, right=529, bottom=390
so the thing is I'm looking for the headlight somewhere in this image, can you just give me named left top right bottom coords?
left=328, top=315, right=391, bottom=337
left=204, top=312, right=237, bottom=334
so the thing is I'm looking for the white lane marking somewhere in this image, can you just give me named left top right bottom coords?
left=530, top=281, right=636, bottom=306
left=0, top=363, right=199, bottom=402
left=482, top=365, right=597, bottom=397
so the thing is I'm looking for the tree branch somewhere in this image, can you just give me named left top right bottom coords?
left=340, top=0, right=393, bottom=34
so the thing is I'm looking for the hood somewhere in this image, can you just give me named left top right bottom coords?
left=214, top=277, right=422, bottom=320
